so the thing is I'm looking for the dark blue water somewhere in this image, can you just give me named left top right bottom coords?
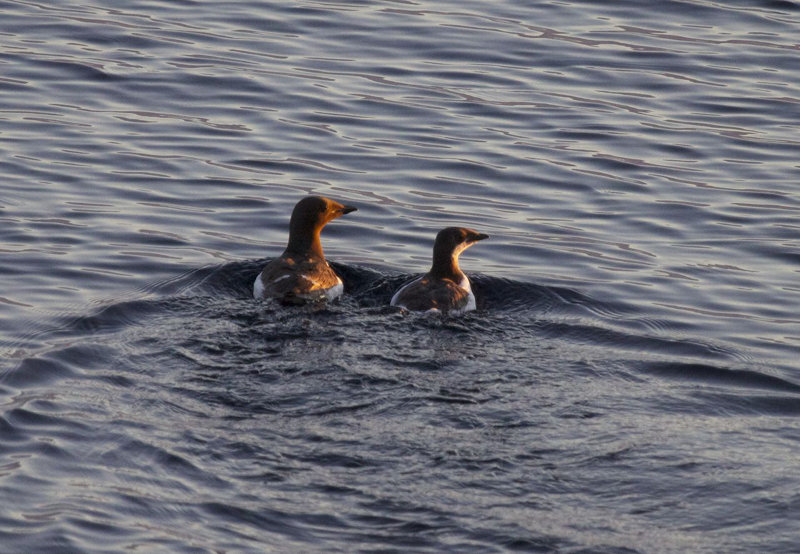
left=2, top=1, right=799, bottom=552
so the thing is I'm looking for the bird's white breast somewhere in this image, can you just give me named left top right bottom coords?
left=451, top=275, right=476, bottom=315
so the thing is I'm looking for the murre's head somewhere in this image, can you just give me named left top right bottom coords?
left=290, top=195, right=357, bottom=232
left=431, top=226, right=488, bottom=277
left=286, top=195, right=357, bottom=255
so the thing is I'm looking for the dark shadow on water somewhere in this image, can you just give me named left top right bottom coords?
left=5, top=259, right=796, bottom=403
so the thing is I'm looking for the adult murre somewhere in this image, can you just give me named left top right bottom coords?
left=254, top=196, right=357, bottom=304
left=390, top=227, right=488, bottom=314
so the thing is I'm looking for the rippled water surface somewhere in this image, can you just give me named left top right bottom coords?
left=2, top=1, right=799, bottom=552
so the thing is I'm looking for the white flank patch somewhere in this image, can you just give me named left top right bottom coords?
left=253, top=275, right=265, bottom=299
left=254, top=272, right=344, bottom=302
left=390, top=276, right=422, bottom=308
left=324, top=280, right=344, bottom=301
left=254, top=273, right=293, bottom=299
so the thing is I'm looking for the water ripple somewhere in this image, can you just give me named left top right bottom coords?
left=2, top=0, right=800, bottom=551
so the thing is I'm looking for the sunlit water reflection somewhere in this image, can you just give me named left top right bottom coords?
left=1, top=1, right=799, bottom=552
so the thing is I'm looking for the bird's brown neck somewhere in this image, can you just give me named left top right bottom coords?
left=430, top=253, right=462, bottom=280
left=285, top=225, right=324, bottom=259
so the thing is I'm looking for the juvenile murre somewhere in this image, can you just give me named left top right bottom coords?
left=254, top=196, right=357, bottom=304
left=390, top=227, right=488, bottom=314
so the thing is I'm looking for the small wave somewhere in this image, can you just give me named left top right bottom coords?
left=640, top=361, right=800, bottom=394
left=694, top=392, right=800, bottom=416
left=2, top=352, right=78, bottom=388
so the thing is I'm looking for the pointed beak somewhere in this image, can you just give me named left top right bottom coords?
left=472, top=233, right=489, bottom=242
left=329, top=203, right=357, bottom=220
